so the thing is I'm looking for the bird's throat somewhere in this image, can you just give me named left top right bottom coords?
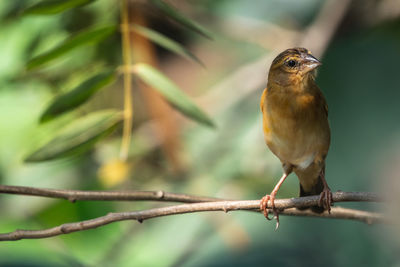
left=269, top=72, right=315, bottom=94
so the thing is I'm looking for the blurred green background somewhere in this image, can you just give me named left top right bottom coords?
left=1, top=0, right=400, bottom=266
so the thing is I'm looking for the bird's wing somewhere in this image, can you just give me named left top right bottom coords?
left=321, top=93, right=329, bottom=117
left=313, top=83, right=328, bottom=117
left=260, top=88, right=268, bottom=112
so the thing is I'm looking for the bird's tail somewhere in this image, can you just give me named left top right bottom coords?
left=298, top=175, right=325, bottom=213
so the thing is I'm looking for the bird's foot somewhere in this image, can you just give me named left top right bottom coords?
left=260, top=194, right=280, bottom=230
left=318, top=187, right=333, bottom=213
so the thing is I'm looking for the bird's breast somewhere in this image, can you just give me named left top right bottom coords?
left=261, top=87, right=330, bottom=168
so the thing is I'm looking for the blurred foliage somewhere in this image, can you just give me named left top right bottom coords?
left=1, top=0, right=400, bottom=266
left=130, top=23, right=203, bottom=65
left=26, top=24, right=117, bottom=70
left=40, top=69, right=116, bottom=122
left=132, top=63, right=214, bottom=128
left=20, top=0, right=214, bottom=162
left=22, top=0, right=96, bottom=15
left=26, top=109, right=123, bottom=162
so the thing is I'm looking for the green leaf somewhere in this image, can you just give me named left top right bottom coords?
left=40, top=69, right=116, bottom=123
left=131, top=24, right=203, bottom=66
left=25, top=110, right=123, bottom=162
left=27, top=25, right=117, bottom=70
left=132, top=63, right=215, bottom=128
left=150, top=0, right=213, bottom=39
left=23, top=0, right=96, bottom=15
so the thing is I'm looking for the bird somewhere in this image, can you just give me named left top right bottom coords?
left=260, top=47, right=332, bottom=228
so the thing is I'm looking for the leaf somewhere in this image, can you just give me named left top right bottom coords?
left=40, top=69, right=116, bottom=123
left=22, top=0, right=96, bottom=15
left=132, top=63, right=215, bottom=128
left=131, top=24, right=203, bottom=66
left=150, top=0, right=213, bottom=40
left=27, top=25, right=117, bottom=70
left=25, top=110, right=123, bottom=162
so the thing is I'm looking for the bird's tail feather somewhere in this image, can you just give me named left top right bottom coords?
left=298, top=175, right=324, bottom=213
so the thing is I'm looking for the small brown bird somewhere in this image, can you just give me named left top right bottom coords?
left=260, top=47, right=332, bottom=227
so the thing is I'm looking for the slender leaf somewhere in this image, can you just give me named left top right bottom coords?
left=27, top=25, right=117, bottom=70
left=131, top=24, right=203, bottom=66
left=150, top=0, right=213, bottom=39
left=23, top=0, right=96, bottom=15
left=40, top=69, right=116, bottom=123
left=25, top=110, right=123, bottom=162
left=132, top=63, right=215, bottom=128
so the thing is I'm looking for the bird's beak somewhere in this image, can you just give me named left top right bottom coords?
left=302, top=54, right=322, bottom=71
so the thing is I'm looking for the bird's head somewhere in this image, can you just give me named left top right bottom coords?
left=268, top=47, right=321, bottom=87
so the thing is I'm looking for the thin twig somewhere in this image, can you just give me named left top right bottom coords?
left=119, top=0, right=134, bottom=161
left=0, top=195, right=383, bottom=241
left=0, top=185, right=221, bottom=203
left=0, top=185, right=380, bottom=203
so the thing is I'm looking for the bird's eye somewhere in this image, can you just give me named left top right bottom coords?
left=286, top=59, right=297, bottom=68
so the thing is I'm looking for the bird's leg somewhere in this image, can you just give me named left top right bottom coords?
left=318, top=168, right=333, bottom=213
left=260, top=172, right=289, bottom=229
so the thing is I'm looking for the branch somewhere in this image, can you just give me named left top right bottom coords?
left=0, top=204, right=383, bottom=241
left=0, top=187, right=384, bottom=241
left=0, top=185, right=379, bottom=203
left=0, top=185, right=220, bottom=203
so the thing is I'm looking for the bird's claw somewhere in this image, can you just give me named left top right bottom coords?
left=260, top=195, right=272, bottom=220
left=318, top=187, right=333, bottom=213
left=260, top=194, right=280, bottom=229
